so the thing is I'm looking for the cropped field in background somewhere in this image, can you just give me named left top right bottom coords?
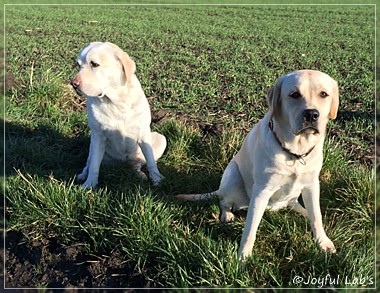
left=4, top=4, right=375, bottom=289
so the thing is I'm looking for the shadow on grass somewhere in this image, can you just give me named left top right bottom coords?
left=3, top=117, right=225, bottom=288
left=4, top=118, right=88, bottom=180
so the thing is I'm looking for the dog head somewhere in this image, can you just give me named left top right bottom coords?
left=267, top=70, right=339, bottom=138
left=71, top=42, right=136, bottom=97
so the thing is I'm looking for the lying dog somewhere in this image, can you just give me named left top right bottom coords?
left=71, top=42, right=166, bottom=188
left=178, top=70, right=339, bottom=260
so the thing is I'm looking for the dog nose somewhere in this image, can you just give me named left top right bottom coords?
left=303, top=109, right=319, bottom=123
left=71, top=77, right=81, bottom=88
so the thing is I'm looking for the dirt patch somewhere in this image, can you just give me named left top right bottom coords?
left=5, top=71, right=22, bottom=93
left=152, top=108, right=223, bottom=137
left=5, top=230, right=154, bottom=289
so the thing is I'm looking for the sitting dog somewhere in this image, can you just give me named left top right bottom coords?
left=178, top=70, right=339, bottom=260
left=71, top=42, right=166, bottom=189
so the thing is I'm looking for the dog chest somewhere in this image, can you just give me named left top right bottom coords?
left=87, top=97, right=145, bottom=159
left=267, top=174, right=304, bottom=207
left=88, top=96, right=146, bottom=131
left=104, top=132, right=139, bottom=161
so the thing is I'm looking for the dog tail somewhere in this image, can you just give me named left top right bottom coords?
left=176, top=190, right=219, bottom=201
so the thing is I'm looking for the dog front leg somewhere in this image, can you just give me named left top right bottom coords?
left=139, top=132, right=164, bottom=185
left=302, top=180, right=336, bottom=253
left=81, top=131, right=106, bottom=189
left=238, top=185, right=274, bottom=261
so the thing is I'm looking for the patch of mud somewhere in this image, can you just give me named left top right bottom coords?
left=5, top=231, right=154, bottom=289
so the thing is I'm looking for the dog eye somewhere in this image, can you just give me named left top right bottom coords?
left=289, top=91, right=302, bottom=99
left=90, top=61, right=100, bottom=68
left=320, top=91, right=329, bottom=98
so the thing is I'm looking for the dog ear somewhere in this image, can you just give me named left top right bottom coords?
left=107, top=42, right=136, bottom=85
left=267, top=75, right=284, bottom=118
left=329, top=79, right=339, bottom=119
left=116, top=51, right=136, bottom=85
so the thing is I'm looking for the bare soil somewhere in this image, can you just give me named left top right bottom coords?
left=5, top=230, right=156, bottom=290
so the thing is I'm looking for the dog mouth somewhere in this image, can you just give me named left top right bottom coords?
left=293, top=126, right=320, bottom=135
left=72, top=87, right=85, bottom=97
left=72, top=86, right=104, bottom=98
left=95, top=91, right=104, bottom=98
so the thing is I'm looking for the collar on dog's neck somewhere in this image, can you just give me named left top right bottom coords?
left=268, top=119, right=315, bottom=165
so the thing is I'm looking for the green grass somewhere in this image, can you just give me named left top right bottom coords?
left=5, top=4, right=375, bottom=289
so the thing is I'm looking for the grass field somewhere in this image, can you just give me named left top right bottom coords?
left=4, top=3, right=375, bottom=289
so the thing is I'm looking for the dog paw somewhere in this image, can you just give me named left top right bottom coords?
left=220, top=211, right=235, bottom=223
left=76, top=172, right=86, bottom=182
left=77, top=166, right=89, bottom=182
left=136, top=170, right=148, bottom=181
left=151, top=172, right=165, bottom=186
left=81, top=179, right=98, bottom=190
left=238, top=249, right=252, bottom=263
left=318, top=237, right=336, bottom=253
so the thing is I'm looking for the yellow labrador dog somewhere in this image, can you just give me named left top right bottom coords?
left=178, top=70, right=339, bottom=261
left=71, top=42, right=166, bottom=189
